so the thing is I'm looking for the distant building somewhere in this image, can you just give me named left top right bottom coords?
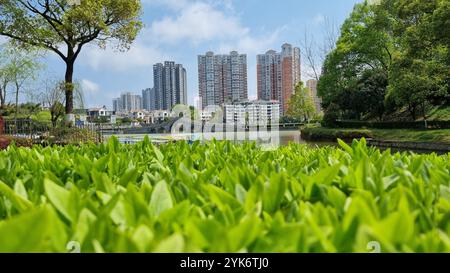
left=257, top=43, right=301, bottom=116
left=112, top=92, right=142, bottom=113
left=87, top=106, right=115, bottom=123
left=198, top=51, right=248, bottom=109
left=224, top=103, right=246, bottom=125
left=129, top=110, right=145, bottom=120
left=147, top=110, right=175, bottom=124
left=142, top=88, right=156, bottom=111
left=112, top=98, right=122, bottom=113
left=88, top=106, right=108, bottom=118
left=224, top=100, right=280, bottom=125
left=306, top=79, right=322, bottom=113
left=153, top=61, right=187, bottom=111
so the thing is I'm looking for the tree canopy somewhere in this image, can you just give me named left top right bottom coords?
left=0, top=44, right=41, bottom=111
left=287, top=82, right=316, bottom=122
left=318, top=0, right=449, bottom=122
left=0, top=0, right=143, bottom=115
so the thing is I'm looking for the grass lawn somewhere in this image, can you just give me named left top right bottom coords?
left=371, top=129, right=450, bottom=143
left=301, top=126, right=450, bottom=144
left=428, top=106, right=450, bottom=121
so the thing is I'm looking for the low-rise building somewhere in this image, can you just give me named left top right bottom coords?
left=87, top=106, right=115, bottom=123
left=224, top=100, right=280, bottom=126
left=129, top=110, right=145, bottom=120
left=147, top=110, right=175, bottom=124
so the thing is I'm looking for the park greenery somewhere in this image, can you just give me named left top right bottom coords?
left=0, top=138, right=450, bottom=253
left=318, top=0, right=449, bottom=125
left=287, top=82, right=316, bottom=122
left=0, top=44, right=42, bottom=124
left=301, top=126, right=450, bottom=144
left=0, top=0, right=448, bottom=255
left=0, top=0, right=143, bottom=115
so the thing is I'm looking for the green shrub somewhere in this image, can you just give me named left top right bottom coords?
left=0, top=138, right=449, bottom=253
left=322, top=103, right=340, bottom=128
left=301, top=127, right=373, bottom=141
left=39, top=127, right=100, bottom=145
left=0, top=136, right=32, bottom=150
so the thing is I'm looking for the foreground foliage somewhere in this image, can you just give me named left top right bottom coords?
left=0, top=138, right=449, bottom=253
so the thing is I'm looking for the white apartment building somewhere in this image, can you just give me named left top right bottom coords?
left=224, top=100, right=280, bottom=126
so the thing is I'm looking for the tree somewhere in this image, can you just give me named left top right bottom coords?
left=0, top=0, right=143, bottom=116
left=317, top=0, right=450, bottom=123
left=300, top=17, right=339, bottom=81
left=0, top=44, right=41, bottom=133
left=322, top=103, right=340, bottom=128
left=287, top=82, right=316, bottom=122
left=385, top=0, right=449, bottom=122
left=355, top=69, right=388, bottom=121
left=40, top=79, right=84, bottom=127
left=318, top=1, right=393, bottom=113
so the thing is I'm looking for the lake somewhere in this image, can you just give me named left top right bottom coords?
left=106, top=130, right=335, bottom=148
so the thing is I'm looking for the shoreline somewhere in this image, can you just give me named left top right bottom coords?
left=301, top=127, right=450, bottom=153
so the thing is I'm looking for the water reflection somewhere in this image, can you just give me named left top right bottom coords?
left=109, top=130, right=336, bottom=148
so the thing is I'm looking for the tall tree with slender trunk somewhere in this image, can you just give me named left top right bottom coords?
left=0, top=44, right=40, bottom=130
left=0, top=0, right=143, bottom=116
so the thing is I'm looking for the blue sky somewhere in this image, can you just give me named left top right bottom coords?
left=38, top=0, right=362, bottom=108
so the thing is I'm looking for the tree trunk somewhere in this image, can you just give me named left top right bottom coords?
left=51, top=111, right=57, bottom=128
left=408, top=103, right=416, bottom=121
left=422, top=101, right=428, bottom=129
left=65, top=59, right=75, bottom=115
left=14, top=81, right=19, bottom=134
left=0, top=85, right=6, bottom=110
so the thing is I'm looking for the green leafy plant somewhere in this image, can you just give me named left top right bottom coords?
left=0, top=137, right=449, bottom=253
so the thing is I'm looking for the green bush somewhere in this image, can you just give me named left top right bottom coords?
left=322, top=103, right=340, bottom=128
left=0, top=138, right=449, bottom=253
left=301, top=127, right=373, bottom=142
left=0, top=136, right=32, bottom=150
left=39, top=127, right=100, bottom=146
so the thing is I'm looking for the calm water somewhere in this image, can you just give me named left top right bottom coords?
left=107, top=130, right=335, bottom=148
left=105, top=131, right=446, bottom=154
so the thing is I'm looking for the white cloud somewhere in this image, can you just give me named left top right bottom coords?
left=80, top=0, right=284, bottom=73
left=143, top=0, right=234, bottom=12
left=218, top=27, right=284, bottom=55
left=146, top=0, right=285, bottom=56
left=149, top=2, right=249, bottom=45
left=80, top=42, right=167, bottom=72
left=81, top=79, right=100, bottom=94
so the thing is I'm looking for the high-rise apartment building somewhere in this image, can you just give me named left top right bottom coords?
left=257, top=43, right=301, bottom=115
left=153, top=61, right=187, bottom=111
left=306, top=79, right=322, bottom=113
left=112, top=98, right=122, bottom=113
left=112, top=92, right=142, bottom=113
left=198, top=51, right=248, bottom=109
left=142, top=88, right=156, bottom=111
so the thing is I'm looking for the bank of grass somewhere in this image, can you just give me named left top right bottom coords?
left=301, top=126, right=450, bottom=144
left=428, top=105, right=450, bottom=121
left=372, top=129, right=450, bottom=143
